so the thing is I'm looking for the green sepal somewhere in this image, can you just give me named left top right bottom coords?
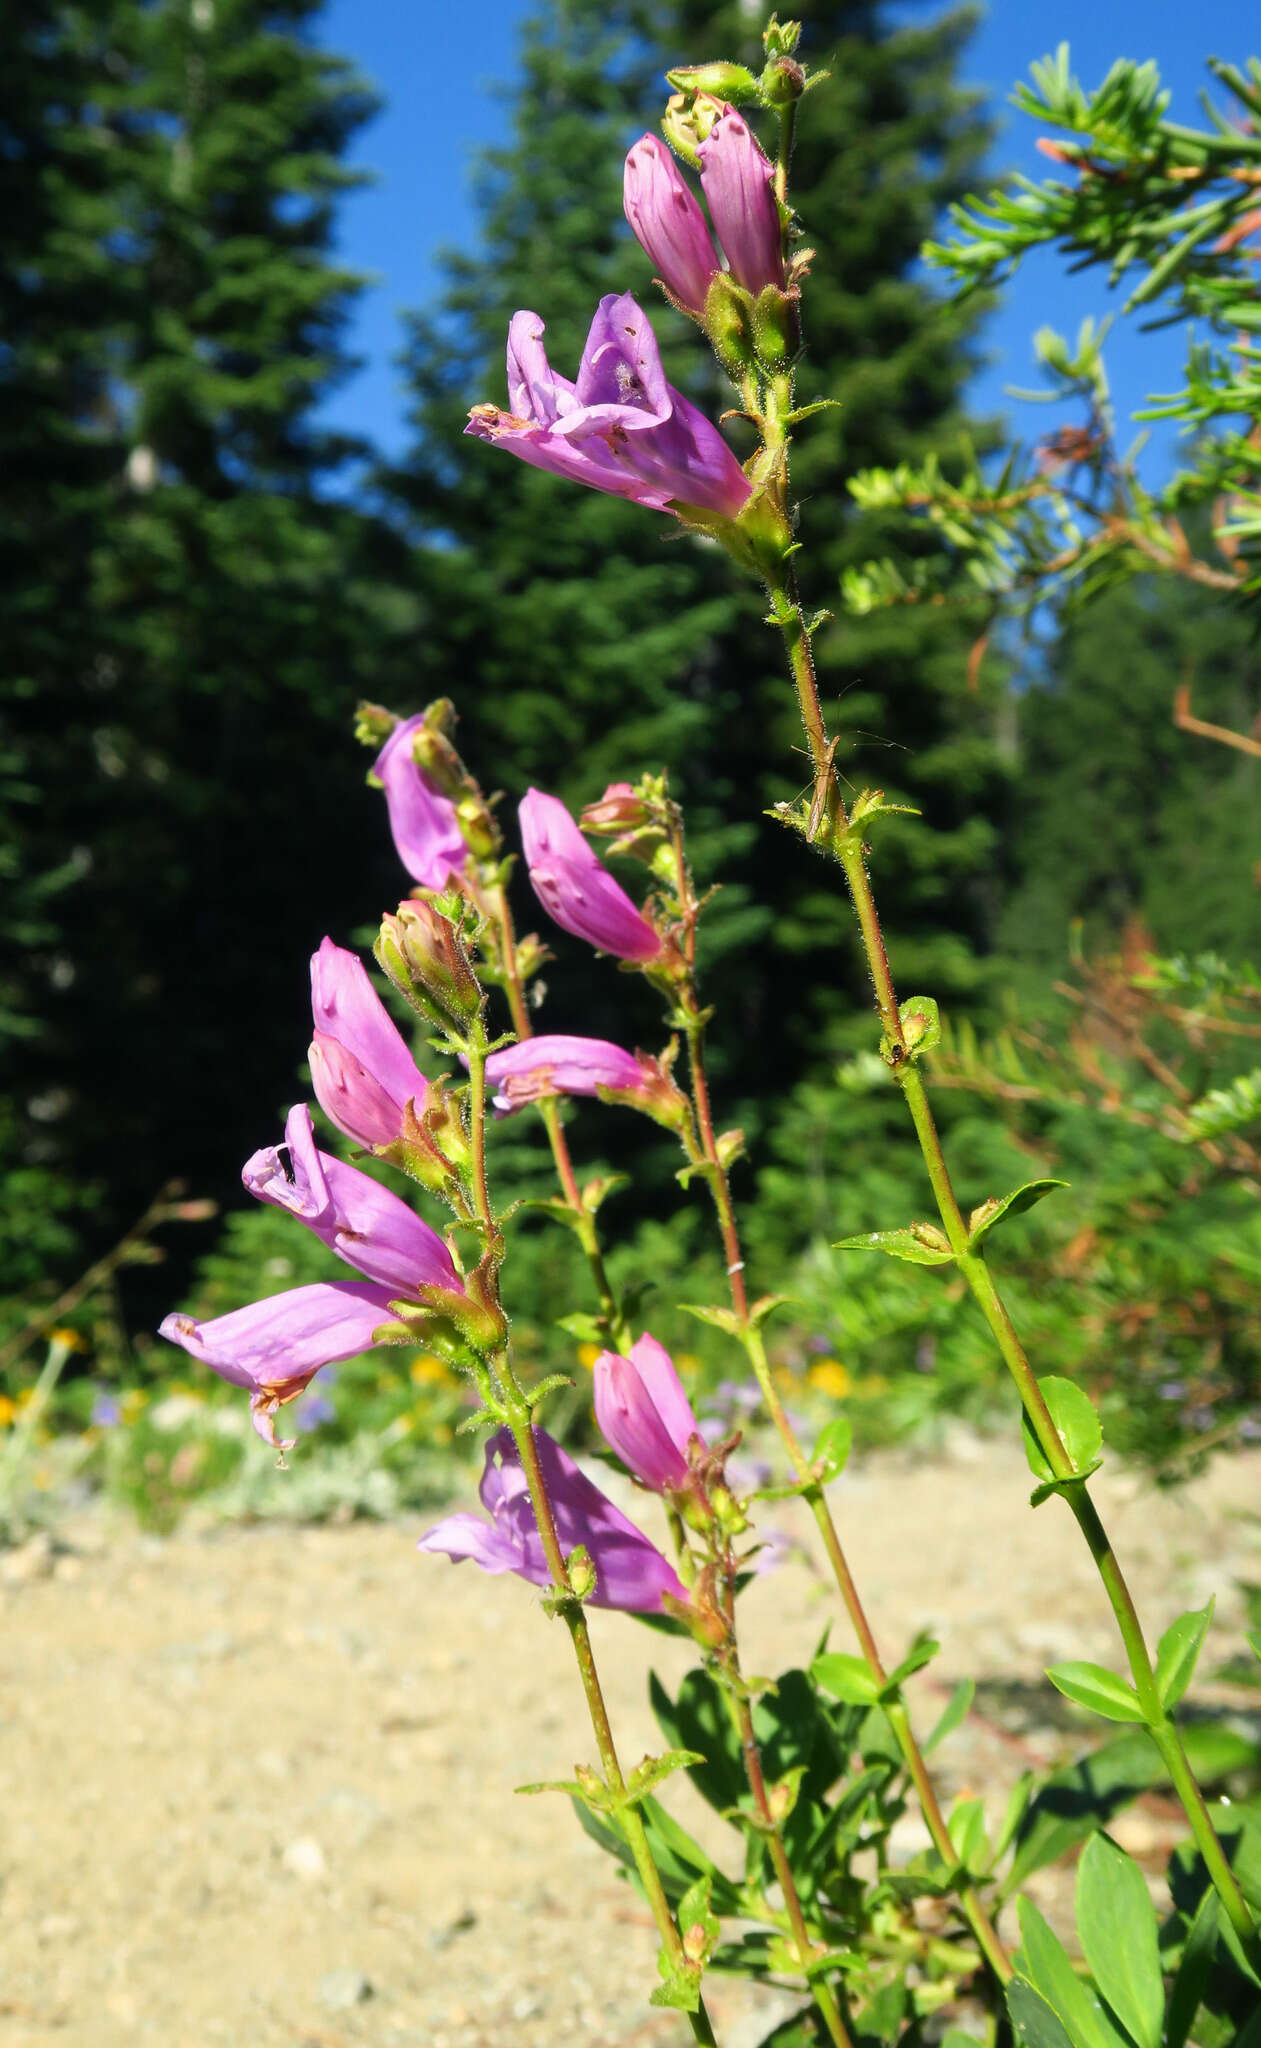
left=1045, top=1660, right=1147, bottom=1723
left=581, top=1172, right=630, bottom=1215
left=623, top=1749, right=708, bottom=1808
left=650, top=1953, right=704, bottom=2013
left=1154, top=1598, right=1215, bottom=1710
left=891, top=994, right=940, bottom=1061
left=523, top=1372, right=574, bottom=1413
left=968, top=1178, right=1068, bottom=1249
left=811, top=1651, right=881, bottom=1706
left=832, top=1224, right=955, bottom=1266
left=1022, top=1376, right=1104, bottom=1505
left=676, top=1874, right=720, bottom=1971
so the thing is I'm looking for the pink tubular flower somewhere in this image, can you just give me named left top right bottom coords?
left=242, top=1104, right=463, bottom=1298
left=593, top=1334, right=701, bottom=1491
left=624, top=133, right=719, bottom=316
left=160, top=1282, right=396, bottom=1449
left=698, top=105, right=784, bottom=297
left=308, top=938, right=427, bottom=1149
left=373, top=715, right=468, bottom=891
left=519, top=787, right=661, bottom=960
left=482, top=1034, right=648, bottom=1115
left=420, top=1426, right=685, bottom=1613
left=466, top=292, right=751, bottom=520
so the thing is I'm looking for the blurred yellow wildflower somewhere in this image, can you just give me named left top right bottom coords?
left=808, top=1360, right=851, bottom=1399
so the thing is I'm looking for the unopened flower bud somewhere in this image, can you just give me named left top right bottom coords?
left=624, top=134, right=718, bottom=320
left=566, top=1544, right=598, bottom=1601
left=665, top=60, right=760, bottom=103
left=761, top=56, right=805, bottom=107
left=520, top=789, right=661, bottom=962
left=762, top=15, right=802, bottom=59
left=580, top=782, right=655, bottom=834
left=698, top=106, right=784, bottom=299
left=455, top=793, right=500, bottom=862
left=354, top=700, right=397, bottom=747
left=376, top=902, right=482, bottom=1035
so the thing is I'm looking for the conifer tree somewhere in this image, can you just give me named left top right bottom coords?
left=389, top=0, right=1004, bottom=1146
left=1, top=0, right=416, bottom=1283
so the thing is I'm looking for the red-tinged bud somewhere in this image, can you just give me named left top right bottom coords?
left=376, top=901, right=482, bottom=1035
left=354, top=701, right=396, bottom=747
left=624, top=134, right=719, bottom=320
left=761, top=56, right=805, bottom=107
left=665, top=60, right=760, bottom=103
left=581, top=782, right=652, bottom=832
left=580, top=779, right=671, bottom=866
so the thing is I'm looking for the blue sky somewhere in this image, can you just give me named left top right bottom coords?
left=317, top=0, right=1249, bottom=477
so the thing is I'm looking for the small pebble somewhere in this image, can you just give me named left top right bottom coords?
left=319, top=1966, right=373, bottom=2010
left=281, top=1835, right=327, bottom=1882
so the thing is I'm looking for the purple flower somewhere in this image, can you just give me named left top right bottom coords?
left=420, top=1426, right=684, bottom=1613
left=160, top=1282, right=396, bottom=1449
left=466, top=293, right=751, bottom=520
left=483, top=1034, right=660, bottom=1117
left=91, top=1391, right=121, bottom=1429
left=308, top=938, right=427, bottom=1149
left=624, top=134, right=719, bottom=317
left=698, top=105, right=784, bottom=298
left=242, top=1104, right=463, bottom=1298
left=593, top=1333, right=701, bottom=1492
left=374, top=715, right=469, bottom=891
left=520, top=788, right=661, bottom=960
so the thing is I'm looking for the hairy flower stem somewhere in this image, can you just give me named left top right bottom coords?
left=666, top=820, right=1010, bottom=1982
left=464, top=1034, right=719, bottom=2042
left=768, top=573, right=1260, bottom=1957
left=490, top=886, right=631, bottom=1351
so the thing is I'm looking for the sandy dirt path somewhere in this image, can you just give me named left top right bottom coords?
left=1, top=1434, right=1257, bottom=2048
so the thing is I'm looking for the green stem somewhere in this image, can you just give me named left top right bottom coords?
left=464, top=1033, right=720, bottom=2042
left=769, top=577, right=1260, bottom=1957
left=0, top=1333, right=74, bottom=1505
left=492, top=885, right=630, bottom=1350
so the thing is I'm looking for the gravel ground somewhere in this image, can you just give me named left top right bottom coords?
left=1, top=1430, right=1258, bottom=2048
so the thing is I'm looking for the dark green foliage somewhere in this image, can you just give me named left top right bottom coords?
left=1000, top=575, right=1260, bottom=969
left=1, top=0, right=420, bottom=1311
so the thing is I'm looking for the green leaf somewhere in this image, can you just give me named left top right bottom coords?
left=1015, top=1898, right=1132, bottom=2048
left=555, top=1311, right=606, bottom=1343
left=624, top=1748, right=707, bottom=1806
left=678, top=1301, right=741, bottom=1336
left=882, top=1637, right=940, bottom=1696
left=811, top=1652, right=880, bottom=1706
left=811, top=1417, right=852, bottom=1484
left=1165, top=1886, right=1218, bottom=2048
left=948, top=1795, right=989, bottom=1872
left=924, top=1676, right=975, bottom=1753
left=1154, top=1599, right=1214, bottom=1710
left=968, top=1178, right=1068, bottom=1249
left=831, top=1225, right=955, bottom=1266
left=1022, top=1376, right=1104, bottom=1499
left=1045, top=1661, right=1147, bottom=1723
left=1007, top=1979, right=1077, bottom=2048
left=649, top=1669, right=747, bottom=1817
left=1076, top=1833, right=1164, bottom=2048
left=1247, top=1627, right=1261, bottom=1664
left=524, top=1371, right=574, bottom=1411
left=650, top=1953, right=702, bottom=2012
